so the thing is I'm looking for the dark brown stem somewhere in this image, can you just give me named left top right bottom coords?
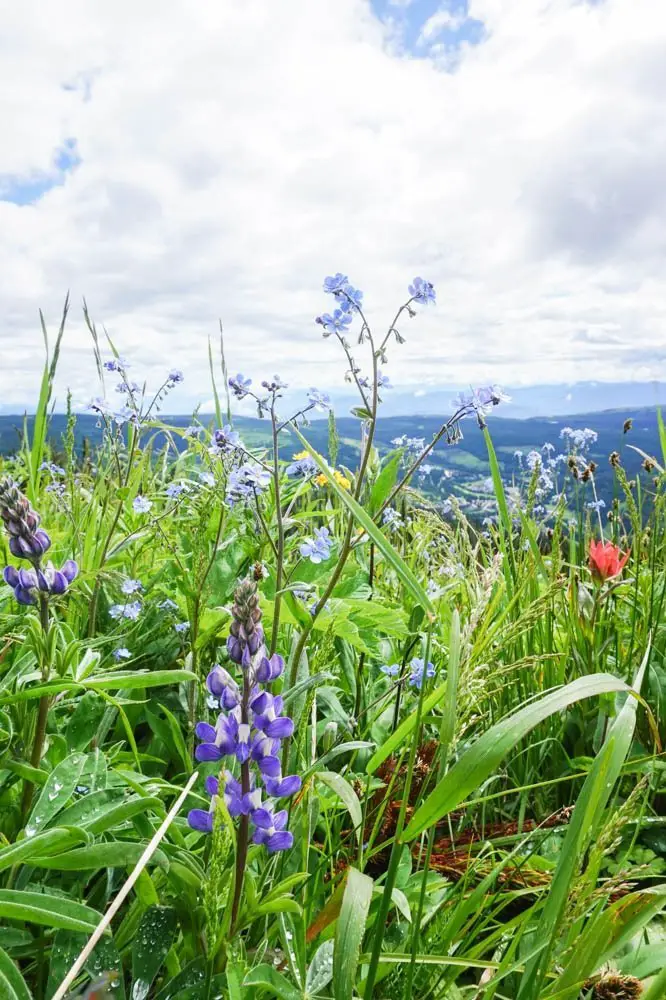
left=21, top=595, right=51, bottom=818
left=270, top=403, right=284, bottom=656
left=231, top=672, right=251, bottom=931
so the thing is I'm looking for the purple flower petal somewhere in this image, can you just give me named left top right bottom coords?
left=204, top=775, right=219, bottom=796
left=265, top=717, right=294, bottom=739
left=61, top=560, right=78, bottom=583
left=3, top=566, right=19, bottom=588
left=15, top=586, right=37, bottom=605
left=266, top=775, right=301, bottom=798
left=50, top=571, right=69, bottom=595
left=257, top=755, right=282, bottom=778
left=251, top=807, right=275, bottom=830
left=187, top=809, right=213, bottom=833
left=195, top=743, right=224, bottom=762
left=195, top=722, right=217, bottom=742
left=266, top=831, right=293, bottom=853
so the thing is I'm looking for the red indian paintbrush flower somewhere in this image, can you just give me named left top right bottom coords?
left=588, top=539, right=630, bottom=583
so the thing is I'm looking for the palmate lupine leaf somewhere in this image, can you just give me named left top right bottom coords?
left=402, top=672, right=635, bottom=841
left=290, top=427, right=435, bottom=616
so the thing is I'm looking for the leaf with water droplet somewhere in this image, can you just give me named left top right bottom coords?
left=0, top=943, right=33, bottom=1000
left=130, top=906, right=177, bottom=1000
left=26, top=752, right=87, bottom=836
left=305, top=939, right=334, bottom=995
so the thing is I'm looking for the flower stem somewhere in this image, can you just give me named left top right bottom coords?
left=21, top=595, right=50, bottom=818
left=231, top=673, right=251, bottom=931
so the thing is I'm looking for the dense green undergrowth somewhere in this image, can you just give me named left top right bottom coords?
left=1, top=295, right=666, bottom=999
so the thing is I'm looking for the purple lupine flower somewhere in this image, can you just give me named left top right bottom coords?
left=300, top=526, right=332, bottom=564
left=229, top=374, right=252, bottom=399
left=188, top=577, right=297, bottom=854
left=408, top=658, right=435, bottom=689
left=4, top=559, right=77, bottom=604
left=408, top=277, right=436, bottom=305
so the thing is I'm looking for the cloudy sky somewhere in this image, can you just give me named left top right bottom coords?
left=1, top=0, right=664, bottom=415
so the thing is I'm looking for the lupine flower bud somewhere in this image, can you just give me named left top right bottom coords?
left=228, top=577, right=264, bottom=667
left=0, top=478, right=52, bottom=564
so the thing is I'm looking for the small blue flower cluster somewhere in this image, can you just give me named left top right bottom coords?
left=315, top=273, right=364, bottom=336
left=188, top=578, right=300, bottom=852
left=225, top=464, right=271, bottom=507
left=380, top=657, right=435, bottom=689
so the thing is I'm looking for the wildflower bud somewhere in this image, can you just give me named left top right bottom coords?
left=588, top=461, right=597, bottom=473
left=322, top=721, right=338, bottom=753
left=643, top=457, right=656, bottom=472
left=0, top=478, right=51, bottom=565
left=228, top=577, right=264, bottom=666
left=623, top=418, right=633, bottom=434
left=609, top=451, right=621, bottom=468
left=581, top=468, right=591, bottom=482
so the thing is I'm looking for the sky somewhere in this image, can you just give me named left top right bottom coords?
left=1, top=0, right=665, bottom=417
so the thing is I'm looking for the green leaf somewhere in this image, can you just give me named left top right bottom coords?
left=153, top=960, right=206, bottom=1000
left=402, top=673, right=633, bottom=841
left=0, top=945, right=33, bottom=1000
left=0, top=890, right=102, bottom=933
left=0, top=670, right=197, bottom=705
left=366, top=681, right=448, bottom=774
left=30, top=841, right=168, bottom=870
left=306, top=940, right=334, bottom=996
left=518, top=655, right=648, bottom=999
left=243, top=965, right=302, bottom=1000
left=290, top=427, right=434, bottom=615
left=333, top=867, right=373, bottom=1000
left=0, top=828, right=88, bottom=873
left=317, top=771, right=363, bottom=845
left=369, top=451, right=402, bottom=515
left=131, top=906, right=178, bottom=1000
left=26, top=751, right=88, bottom=836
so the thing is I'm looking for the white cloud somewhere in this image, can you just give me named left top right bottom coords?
left=0, top=0, right=665, bottom=413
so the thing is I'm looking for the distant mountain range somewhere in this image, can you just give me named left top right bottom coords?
left=0, top=405, right=662, bottom=504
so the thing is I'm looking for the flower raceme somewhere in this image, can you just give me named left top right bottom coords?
left=0, top=477, right=78, bottom=605
left=188, top=577, right=301, bottom=853
left=589, top=539, right=630, bottom=583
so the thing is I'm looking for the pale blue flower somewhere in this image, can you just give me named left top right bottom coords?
left=121, top=578, right=143, bottom=595
left=113, top=647, right=131, bottom=660
left=133, top=495, right=152, bottom=513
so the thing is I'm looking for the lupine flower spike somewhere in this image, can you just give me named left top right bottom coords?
left=0, top=477, right=78, bottom=605
left=188, top=577, right=300, bottom=853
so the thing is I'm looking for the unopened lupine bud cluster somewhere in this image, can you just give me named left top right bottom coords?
left=0, top=477, right=78, bottom=605
left=188, top=577, right=300, bottom=852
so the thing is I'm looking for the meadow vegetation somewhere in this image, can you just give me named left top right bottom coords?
left=0, top=276, right=665, bottom=999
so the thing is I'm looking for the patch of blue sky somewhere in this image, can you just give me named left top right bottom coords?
left=371, top=0, right=485, bottom=56
left=0, top=138, right=81, bottom=206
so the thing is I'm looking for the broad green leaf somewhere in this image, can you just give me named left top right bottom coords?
left=333, top=867, right=373, bottom=1000
left=0, top=828, right=88, bottom=873
left=0, top=945, right=32, bottom=1000
left=402, top=673, right=632, bottom=841
left=518, top=655, right=647, bottom=1000
left=243, top=965, right=302, bottom=1000
left=30, top=841, right=168, bottom=870
left=317, top=771, right=363, bottom=845
left=154, top=960, right=206, bottom=1000
left=291, top=427, right=434, bottom=615
left=26, top=751, right=87, bottom=837
left=0, top=890, right=102, bottom=933
left=131, top=906, right=177, bottom=1000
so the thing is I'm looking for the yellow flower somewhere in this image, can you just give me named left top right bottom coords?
left=292, top=450, right=310, bottom=461
left=314, top=470, right=351, bottom=490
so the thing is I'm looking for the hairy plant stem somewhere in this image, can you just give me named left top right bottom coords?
left=282, top=340, right=379, bottom=770
left=270, top=403, right=285, bottom=656
left=231, top=671, right=251, bottom=931
left=21, top=595, right=51, bottom=818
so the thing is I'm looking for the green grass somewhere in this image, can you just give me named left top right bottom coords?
left=0, top=323, right=665, bottom=1000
